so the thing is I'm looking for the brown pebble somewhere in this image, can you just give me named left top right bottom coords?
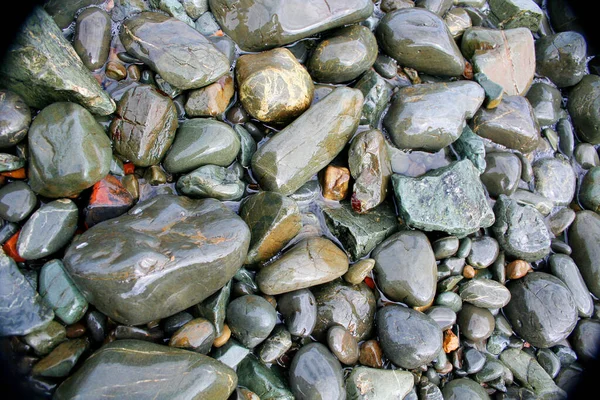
left=66, top=323, right=86, bottom=339
left=359, top=339, right=384, bottom=368
left=213, top=324, right=231, bottom=348
left=403, top=67, right=421, bottom=84
left=463, top=61, right=474, bottom=80
left=262, top=295, right=277, bottom=309
left=321, top=165, right=351, bottom=201
left=127, top=64, right=140, bottom=81
left=463, top=265, right=476, bottom=279
left=146, top=319, right=161, bottom=330
left=106, top=61, right=127, bottom=81
left=413, top=298, right=434, bottom=313
left=443, top=330, right=460, bottom=353
left=506, top=260, right=532, bottom=280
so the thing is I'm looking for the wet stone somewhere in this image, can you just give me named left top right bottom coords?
left=321, top=165, right=350, bottom=201
left=0, top=153, right=25, bottom=173
left=392, top=160, right=495, bottom=237
left=510, top=189, right=554, bottom=216
left=177, top=165, right=245, bottom=201
left=308, top=25, right=377, bottom=84
left=312, top=280, right=376, bottom=342
left=488, top=0, right=543, bottom=31
left=120, top=12, right=230, bottom=90
left=24, top=321, right=67, bottom=356
left=453, top=126, right=487, bottom=173
left=73, top=8, right=112, bottom=71
left=377, top=305, right=443, bottom=369
left=457, top=303, right=495, bottom=342
left=373, top=54, right=398, bottom=79
left=39, top=260, right=88, bottom=326
left=433, top=236, right=460, bottom=260
left=425, top=306, right=457, bottom=331
left=346, top=367, right=414, bottom=400
left=377, top=8, right=465, bottom=76
left=184, top=74, right=235, bottom=118
left=474, top=354, right=505, bottom=383
left=237, top=48, right=314, bottom=123
left=327, top=325, right=359, bottom=365
left=438, top=275, right=464, bottom=293
left=0, top=182, right=36, bottom=223
left=162, top=312, right=194, bottom=336
left=548, top=207, right=576, bottom=236
left=463, top=347, right=486, bottom=374
left=569, top=211, right=600, bottom=298
left=0, top=7, right=115, bottom=115
left=195, top=284, right=229, bottom=334
left=322, top=200, right=398, bottom=262
left=473, top=73, right=503, bottom=109
left=383, top=81, right=483, bottom=152
left=533, top=157, right=576, bottom=206
left=182, top=0, right=208, bottom=20
left=441, top=378, right=490, bottom=399
left=459, top=279, right=511, bottom=309
left=567, top=74, right=600, bottom=145
left=536, top=31, right=587, bottom=88
left=0, top=90, right=30, bottom=148
left=574, top=144, right=600, bottom=169
left=506, top=259, right=532, bottom=280
left=481, top=152, right=522, bottom=198
left=467, top=236, right=500, bottom=269
left=234, top=125, right=257, bottom=168
left=237, top=355, right=295, bottom=400
left=549, top=254, right=594, bottom=318
left=435, top=291, right=463, bottom=313
left=289, top=342, right=345, bottom=400
left=525, top=82, right=562, bottom=127
left=32, top=338, right=89, bottom=378
left=258, top=325, right=292, bottom=364
left=278, top=289, right=317, bottom=338
left=445, top=7, right=472, bottom=39
left=570, top=318, right=600, bottom=364
left=84, top=175, right=135, bottom=228
left=151, top=0, right=194, bottom=26
left=54, top=340, right=237, bottom=399
left=344, top=258, right=375, bottom=285
left=169, top=318, right=215, bottom=354
left=359, top=339, right=384, bottom=369
left=579, top=167, right=600, bottom=212
left=504, top=272, right=578, bottom=348
left=536, top=348, right=561, bottom=379
left=226, top=295, right=276, bottom=349
left=372, top=230, right=437, bottom=307
left=86, top=311, right=107, bottom=343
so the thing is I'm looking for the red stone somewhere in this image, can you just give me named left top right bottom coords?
left=3, top=231, right=25, bottom=262
left=85, top=175, right=134, bottom=227
left=123, top=163, right=135, bottom=175
left=0, top=168, right=26, bottom=179
left=364, top=276, right=375, bottom=289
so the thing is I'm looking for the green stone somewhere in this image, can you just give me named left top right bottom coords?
left=567, top=74, right=600, bottom=145
left=177, top=165, right=245, bottom=201
left=289, top=343, right=345, bottom=400
left=0, top=153, right=25, bottom=172
left=457, top=303, right=495, bottom=341
left=533, top=158, right=576, bottom=206
left=0, top=90, right=30, bottom=149
left=308, top=25, right=377, bottom=83
left=163, top=119, right=240, bottom=174
left=442, top=378, right=490, bottom=399
left=473, top=73, right=503, bottom=109
left=44, top=0, right=104, bottom=28
left=32, top=338, right=89, bottom=378
left=548, top=207, right=576, bottom=236
left=234, top=125, right=257, bottom=168
left=322, top=201, right=398, bottom=262
left=536, top=32, right=587, bottom=88
left=256, top=238, right=348, bottom=295
left=445, top=6, right=472, bottom=39
left=17, top=199, right=78, bottom=260
left=510, top=189, right=554, bottom=216
left=237, top=355, right=294, bottom=400
left=39, top=260, right=88, bottom=325
left=580, top=167, right=600, bottom=212
left=240, top=191, right=302, bottom=265
left=384, top=81, right=483, bottom=152
left=474, top=355, right=505, bottom=383
left=372, top=230, right=437, bottom=307
left=433, top=236, right=459, bottom=260
left=28, top=102, right=111, bottom=198
left=63, top=195, right=250, bottom=325
left=557, top=118, right=576, bottom=156
left=459, top=279, right=511, bottom=309
left=453, top=126, right=487, bottom=173
left=194, top=281, right=230, bottom=337
left=488, top=0, right=543, bottom=31
left=353, top=70, right=393, bottom=128
left=435, top=291, right=462, bottom=312
left=120, top=12, right=229, bottom=90
left=526, top=83, right=563, bottom=126
left=226, top=295, right=277, bottom=348
left=549, top=254, right=594, bottom=318
left=24, top=321, right=67, bottom=356
left=251, top=87, right=363, bottom=195
left=0, top=250, right=54, bottom=336
left=150, top=0, right=194, bottom=26
left=210, top=339, right=250, bottom=370
left=346, top=367, right=414, bottom=400
left=54, top=340, right=237, bottom=399
left=376, top=8, right=465, bottom=76
left=258, top=325, right=292, bottom=364
left=73, top=8, right=112, bottom=71
left=480, top=152, right=522, bottom=198
left=467, top=236, right=500, bottom=269
left=536, top=348, right=561, bottom=379
left=568, top=211, right=600, bottom=298
left=574, top=143, right=600, bottom=169
left=392, top=160, right=495, bottom=237
left=0, top=181, right=36, bottom=223
left=437, top=275, right=464, bottom=293
left=210, top=0, right=374, bottom=52
left=344, top=259, right=375, bottom=285
left=0, top=7, right=115, bottom=115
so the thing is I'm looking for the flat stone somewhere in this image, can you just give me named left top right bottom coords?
left=54, top=340, right=237, bottom=399
left=568, top=211, right=600, bottom=298
left=210, top=339, right=249, bottom=369
left=510, top=189, right=554, bottom=216
left=488, top=0, right=543, bottom=31
left=549, top=254, right=594, bottom=318
left=536, top=31, right=587, bottom=88
left=251, top=87, right=363, bottom=195
left=442, top=378, right=490, bottom=399
left=322, top=201, right=398, bottom=262
left=169, top=318, right=215, bottom=354
left=504, top=272, right=577, bottom=348
left=237, top=354, right=294, bottom=400
left=354, top=70, right=393, bottom=128
left=473, top=73, right=503, bottom=109
left=63, top=195, right=250, bottom=325
left=480, top=152, right=522, bottom=197
left=176, top=165, right=245, bottom=201
left=377, top=8, right=465, bottom=76
left=383, top=81, right=484, bottom=152
left=257, top=237, right=348, bottom=295
left=184, top=75, right=235, bottom=117
left=472, top=95, right=540, bottom=153
left=533, top=158, right=576, bottom=206
left=44, top=0, right=104, bottom=28
left=210, top=0, right=374, bottom=52
left=459, top=278, right=511, bottom=309
left=346, top=367, right=414, bottom=400
left=240, top=191, right=302, bottom=265
left=39, top=260, right=88, bottom=325
left=463, top=347, right=486, bottom=374
left=0, top=7, right=115, bottom=115
left=24, top=321, right=67, bottom=356
left=32, top=338, right=89, bottom=378
left=377, top=305, right=443, bottom=369
left=392, top=160, right=495, bottom=237
left=84, top=175, right=135, bottom=228
left=372, top=230, right=437, bottom=307
left=120, top=12, right=230, bottom=90
left=536, top=348, right=561, bottom=379
left=344, top=259, right=375, bottom=285
left=575, top=144, right=600, bottom=169
left=425, top=306, right=457, bottom=331
left=445, top=7, right=472, bottom=39
left=461, top=27, right=535, bottom=96
left=73, top=8, right=111, bottom=71
left=567, top=74, right=600, bottom=145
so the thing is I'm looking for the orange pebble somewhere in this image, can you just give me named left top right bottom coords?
left=3, top=231, right=25, bottom=262
left=506, top=260, right=532, bottom=280
left=443, top=330, right=460, bottom=353
left=123, top=163, right=135, bottom=175
left=364, top=276, right=375, bottom=289
left=213, top=324, right=231, bottom=348
left=1, top=168, right=26, bottom=179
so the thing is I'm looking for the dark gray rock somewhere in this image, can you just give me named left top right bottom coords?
left=278, top=289, right=317, bottom=338
left=0, top=90, right=30, bottom=148
left=73, top=8, right=111, bottom=71
left=525, top=83, right=563, bottom=127
left=535, top=31, right=587, bottom=88
left=226, top=295, right=277, bottom=348
left=480, top=152, right=522, bottom=198
left=0, top=182, right=36, bottom=223
left=567, top=74, right=600, bottom=145
left=457, top=303, right=495, bottom=341
left=549, top=254, right=594, bottom=318
left=289, top=342, right=345, bottom=400
left=569, top=211, right=600, bottom=298
left=467, top=236, right=500, bottom=268
left=441, top=378, right=490, bottom=399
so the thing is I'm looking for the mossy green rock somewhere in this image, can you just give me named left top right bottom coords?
left=54, top=340, right=237, bottom=400
left=237, top=355, right=294, bottom=400
left=28, top=102, right=111, bottom=198
left=163, top=119, right=240, bottom=174
left=453, top=126, right=487, bottom=173
left=568, top=211, right=600, bottom=298
left=383, top=81, right=484, bottom=151
left=392, top=160, right=495, bottom=237
left=0, top=7, right=115, bottom=115
left=442, top=378, right=490, bottom=400
left=73, top=8, right=112, bottom=71
left=63, top=195, right=250, bottom=325
left=120, top=12, right=230, bottom=90
left=240, top=191, right=302, bottom=265
left=308, top=25, right=378, bottom=84
left=322, top=201, right=398, bottom=261
left=504, top=272, right=577, bottom=348
left=376, top=8, right=465, bottom=76
left=110, top=85, right=178, bottom=167
left=176, top=165, right=245, bottom=201
left=346, top=367, right=414, bottom=400
left=567, top=74, right=600, bottom=144
left=251, top=87, right=363, bottom=195
left=372, top=231, right=437, bottom=307
left=535, top=31, right=587, bottom=88
left=472, top=95, right=540, bottom=153
left=580, top=167, right=600, bottom=212
left=210, top=0, right=374, bottom=52
left=488, top=0, right=543, bottom=31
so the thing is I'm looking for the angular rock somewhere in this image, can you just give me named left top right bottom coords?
left=39, top=260, right=88, bottom=325
left=346, top=367, right=414, bottom=400
left=322, top=201, right=398, bottom=262
left=210, top=0, right=374, bottom=51
left=533, top=157, right=576, bottom=206
left=372, top=231, right=437, bottom=307
left=376, top=8, right=465, bottom=76
left=54, top=340, right=237, bottom=399
left=472, top=96, right=540, bottom=153
left=63, top=195, right=250, bottom=325
left=24, top=320, right=67, bottom=357
left=226, top=295, right=277, bottom=348
left=459, top=279, right=511, bottom=308
left=445, top=7, right=472, bottom=39
left=473, top=73, right=503, bottom=109
left=194, top=281, right=230, bottom=337
left=73, top=8, right=112, bottom=71
left=567, top=74, right=600, bottom=145
left=256, top=238, right=348, bottom=295
left=536, top=31, right=587, bottom=88
left=28, top=102, right=112, bottom=198
left=237, top=355, right=295, bottom=400
left=354, top=70, right=393, bottom=128
left=0, top=90, right=30, bottom=148
left=461, top=27, right=535, bottom=96
left=240, top=191, right=302, bottom=265
left=84, top=175, right=135, bottom=228
left=120, top=12, right=230, bottom=90
left=525, top=82, right=563, bottom=127
left=0, top=182, right=36, bottom=223
left=569, top=211, right=600, bottom=298
left=32, top=338, right=89, bottom=378
left=392, top=160, right=495, bottom=237
left=488, top=0, right=543, bottom=31
left=383, top=81, right=484, bottom=152
left=289, top=343, right=345, bottom=400
left=0, top=7, right=115, bottom=115
left=257, top=325, right=292, bottom=364
left=453, top=126, right=487, bottom=173
left=251, top=87, right=363, bottom=195
left=110, top=85, right=178, bottom=167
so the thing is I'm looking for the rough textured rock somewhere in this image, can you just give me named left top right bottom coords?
left=346, top=367, right=414, bottom=400
left=391, top=160, right=495, bottom=237
left=63, top=195, right=250, bottom=325
left=0, top=90, right=30, bottom=148
left=488, top=0, right=543, bottom=31
left=535, top=31, right=587, bottom=88
left=567, top=74, right=600, bottom=145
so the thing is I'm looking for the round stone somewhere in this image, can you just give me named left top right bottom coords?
left=226, top=295, right=277, bottom=349
left=0, top=181, right=37, bottom=223
left=533, top=157, right=576, bottom=206
left=535, top=31, right=587, bottom=88
left=480, top=152, right=522, bottom=198
left=467, top=236, right=500, bottom=269
left=570, top=318, right=600, bottom=364
left=327, top=325, right=359, bottom=365
left=442, top=378, right=490, bottom=399
left=278, top=289, right=317, bottom=338
left=289, top=342, right=345, bottom=400
left=457, top=303, right=495, bottom=342
left=169, top=318, right=216, bottom=354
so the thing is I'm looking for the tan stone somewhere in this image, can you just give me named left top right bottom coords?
left=506, top=259, right=533, bottom=280
left=213, top=324, right=231, bottom=348
left=443, top=329, right=460, bottom=353
left=185, top=74, right=234, bottom=117
left=321, top=165, right=351, bottom=201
